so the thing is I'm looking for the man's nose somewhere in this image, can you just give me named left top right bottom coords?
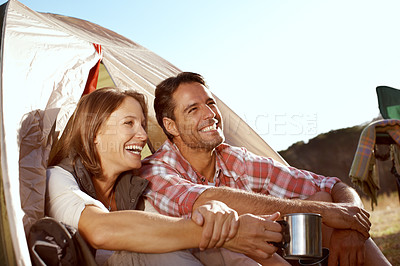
left=203, top=105, right=216, bottom=119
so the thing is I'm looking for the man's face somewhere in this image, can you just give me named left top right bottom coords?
left=170, top=82, right=224, bottom=151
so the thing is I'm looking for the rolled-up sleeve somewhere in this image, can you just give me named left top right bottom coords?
left=140, top=162, right=209, bottom=218
left=239, top=147, right=341, bottom=199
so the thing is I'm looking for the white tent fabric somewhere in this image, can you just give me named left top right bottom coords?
left=0, top=0, right=287, bottom=264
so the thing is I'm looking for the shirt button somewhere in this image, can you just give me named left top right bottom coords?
left=131, top=199, right=136, bottom=203
left=201, top=178, right=205, bottom=182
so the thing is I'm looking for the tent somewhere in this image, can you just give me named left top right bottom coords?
left=0, top=0, right=287, bottom=264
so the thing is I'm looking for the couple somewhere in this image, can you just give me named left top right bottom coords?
left=46, top=72, right=389, bottom=265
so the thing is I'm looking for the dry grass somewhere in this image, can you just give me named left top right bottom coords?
left=362, top=192, right=400, bottom=265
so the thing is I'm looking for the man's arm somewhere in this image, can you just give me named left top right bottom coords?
left=193, top=186, right=371, bottom=238
left=331, top=181, right=364, bottom=207
left=326, top=182, right=371, bottom=266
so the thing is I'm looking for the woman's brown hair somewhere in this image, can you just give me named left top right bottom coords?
left=48, top=87, right=148, bottom=176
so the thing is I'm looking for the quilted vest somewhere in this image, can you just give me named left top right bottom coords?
left=57, top=155, right=148, bottom=211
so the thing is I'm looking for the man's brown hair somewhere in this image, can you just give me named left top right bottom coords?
left=154, top=72, right=207, bottom=140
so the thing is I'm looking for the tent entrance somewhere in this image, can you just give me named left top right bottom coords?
left=97, top=62, right=115, bottom=89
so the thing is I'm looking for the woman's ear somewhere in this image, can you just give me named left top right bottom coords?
left=163, top=117, right=179, bottom=137
left=94, top=133, right=100, bottom=145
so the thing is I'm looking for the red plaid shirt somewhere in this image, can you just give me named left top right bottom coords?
left=140, top=140, right=340, bottom=218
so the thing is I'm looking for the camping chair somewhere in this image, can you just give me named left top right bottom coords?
left=375, top=86, right=400, bottom=202
left=376, top=86, right=400, bottom=120
left=376, top=85, right=400, bottom=192
left=375, top=85, right=400, bottom=147
left=349, top=87, right=400, bottom=209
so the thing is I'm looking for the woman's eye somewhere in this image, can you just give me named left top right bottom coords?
left=124, top=121, right=133, bottom=126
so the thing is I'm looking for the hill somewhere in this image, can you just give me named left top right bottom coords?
left=278, top=122, right=398, bottom=197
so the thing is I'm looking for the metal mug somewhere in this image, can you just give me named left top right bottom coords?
left=273, top=213, right=323, bottom=260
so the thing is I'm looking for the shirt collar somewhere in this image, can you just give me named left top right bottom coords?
left=169, top=140, right=239, bottom=181
left=214, top=145, right=239, bottom=180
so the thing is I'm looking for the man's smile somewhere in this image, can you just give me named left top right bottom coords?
left=200, top=123, right=218, bottom=133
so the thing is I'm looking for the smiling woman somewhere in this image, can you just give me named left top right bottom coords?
left=47, top=87, right=150, bottom=222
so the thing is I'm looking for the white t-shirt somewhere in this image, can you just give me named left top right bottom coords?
left=46, top=166, right=108, bottom=229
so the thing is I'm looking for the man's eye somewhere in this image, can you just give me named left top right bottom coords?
left=188, top=107, right=197, bottom=113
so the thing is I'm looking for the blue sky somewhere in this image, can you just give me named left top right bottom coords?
left=4, top=0, right=400, bottom=151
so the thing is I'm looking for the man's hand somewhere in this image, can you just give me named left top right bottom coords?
left=321, top=202, right=371, bottom=239
left=191, top=200, right=239, bottom=250
left=328, top=229, right=366, bottom=266
left=223, top=212, right=283, bottom=259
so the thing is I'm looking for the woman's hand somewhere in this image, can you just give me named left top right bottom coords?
left=224, top=212, right=283, bottom=259
left=191, top=200, right=239, bottom=250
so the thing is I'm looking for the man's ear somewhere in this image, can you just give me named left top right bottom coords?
left=163, top=117, right=179, bottom=137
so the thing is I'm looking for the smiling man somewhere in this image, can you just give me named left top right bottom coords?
left=140, top=72, right=390, bottom=265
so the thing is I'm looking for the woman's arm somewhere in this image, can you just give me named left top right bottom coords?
left=79, top=206, right=201, bottom=253
left=78, top=205, right=282, bottom=258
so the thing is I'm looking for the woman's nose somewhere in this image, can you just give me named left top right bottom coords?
left=136, top=125, right=148, bottom=141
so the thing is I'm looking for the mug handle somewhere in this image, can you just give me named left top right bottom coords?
left=270, top=220, right=290, bottom=249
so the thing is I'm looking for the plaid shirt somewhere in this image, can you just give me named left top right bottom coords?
left=140, top=140, right=340, bottom=218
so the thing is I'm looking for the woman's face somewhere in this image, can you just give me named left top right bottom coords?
left=95, top=96, right=147, bottom=178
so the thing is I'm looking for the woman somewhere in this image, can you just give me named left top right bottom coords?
left=46, top=87, right=283, bottom=265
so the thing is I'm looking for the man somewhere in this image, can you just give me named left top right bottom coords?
left=140, top=72, right=390, bottom=265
